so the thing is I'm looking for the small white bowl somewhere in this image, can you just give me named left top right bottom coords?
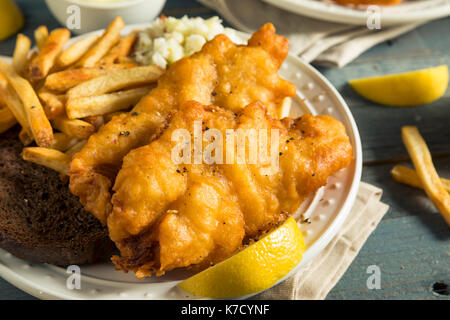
left=45, top=0, right=166, bottom=34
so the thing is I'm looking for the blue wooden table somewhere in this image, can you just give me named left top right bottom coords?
left=0, top=0, right=449, bottom=300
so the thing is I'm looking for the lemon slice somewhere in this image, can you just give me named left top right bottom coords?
left=349, top=65, right=448, bottom=107
left=178, top=216, right=305, bottom=298
left=0, top=0, right=24, bottom=41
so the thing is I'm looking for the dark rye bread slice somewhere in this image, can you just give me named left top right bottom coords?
left=0, top=127, right=115, bottom=266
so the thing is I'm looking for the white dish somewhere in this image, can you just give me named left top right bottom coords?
left=0, top=24, right=362, bottom=299
left=263, top=0, right=450, bottom=26
left=45, top=0, right=166, bottom=34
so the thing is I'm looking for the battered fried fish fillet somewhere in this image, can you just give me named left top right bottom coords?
left=110, top=101, right=352, bottom=278
left=69, top=23, right=296, bottom=223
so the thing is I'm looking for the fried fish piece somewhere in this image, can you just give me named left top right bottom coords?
left=69, top=23, right=296, bottom=222
left=109, top=101, right=353, bottom=278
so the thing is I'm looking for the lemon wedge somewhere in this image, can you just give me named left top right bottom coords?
left=0, top=0, right=24, bottom=41
left=349, top=65, right=448, bottom=107
left=178, top=216, right=305, bottom=298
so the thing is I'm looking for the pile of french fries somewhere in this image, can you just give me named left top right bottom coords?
left=391, top=126, right=450, bottom=226
left=0, top=17, right=163, bottom=175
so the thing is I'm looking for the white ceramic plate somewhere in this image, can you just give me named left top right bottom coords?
left=0, top=24, right=362, bottom=299
left=263, top=0, right=450, bottom=26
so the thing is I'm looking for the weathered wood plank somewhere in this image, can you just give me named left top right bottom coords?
left=327, top=159, right=450, bottom=300
left=0, top=278, right=36, bottom=300
left=0, top=0, right=448, bottom=301
left=328, top=215, right=450, bottom=300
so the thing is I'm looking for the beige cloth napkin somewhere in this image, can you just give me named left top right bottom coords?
left=253, top=182, right=389, bottom=299
left=198, top=0, right=427, bottom=67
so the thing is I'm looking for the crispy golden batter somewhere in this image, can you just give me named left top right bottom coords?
left=69, top=24, right=296, bottom=222
left=110, top=101, right=352, bottom=278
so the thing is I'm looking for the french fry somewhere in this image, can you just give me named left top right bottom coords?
left=34, top=26, right=49, bottom=51
left=0, top=62, right=53, bottom=147
left=116, top=56, right=136, bottom=64
left=12, top=34, right=31, bottom=75
left=77, top=16, right=125, bottom=67
left=57, top=33, right=99, bottom=67
left=28, top=28, right=70, bottom=81
left=401, top=126, right=450, bottom=226
left=22, top=147, right=71, bottom=175
left=50, top=132, right=80, bottom=151
left=0, top=107, right=17, bottom=134
left=38, top=89, right=66, bottom=119
left=52, top=117, right=95, bottom=139
left=66, top=140, right=87, bottom=157
left=67, top=86, right=150, bottom=119
left=0, top=73, right=32, bottom=136
left=67, top=65, right=162, bottom=99
left=83, top=115, right=105, bottom=131
left=19, top=128, right=33, bottom=146
left=44, top=63, right=136, bottom=92
left=99, top=32, right=137, bottom=65
left=24, top=50, right=39, bottom=77
left=391, top=165, right=450, bottom=193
